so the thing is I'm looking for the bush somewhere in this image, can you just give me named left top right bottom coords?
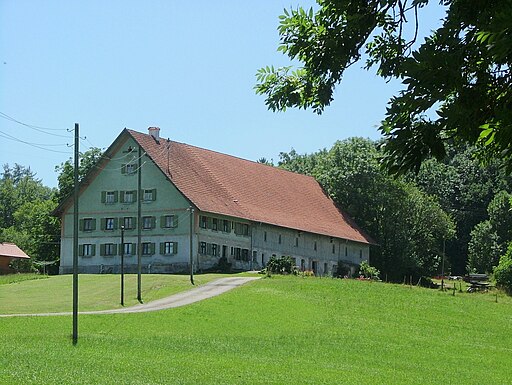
left=494, top=243, right=512, bottom=295
left=333, top=263, right=350, bottom=278
left=359, top=261, right=380, bottom=280
left=266, top=256, right=295, bottom=274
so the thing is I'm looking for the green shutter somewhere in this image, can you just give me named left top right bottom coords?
left=160, top=216, right=165, bottom=228
left=150, top=243, right=156, bottom=255
left=173, top=215, right=178, bottom=228
left=100, top=244, right=106, bottom=256
left=120, top=191, right=125, bottom=202
left=91, top=244, right=96, bottom=256
left=113, top=218, right=119, bottom=230
left=160, top=242, right=165, bottom=255
left=101, top=191, right=106, bottom=203
left=151, top=216, right=156, bottom=229
left=132, top=217, right=137, bottom=230
left=112, top=244, right=118, bottom=255
left=79, top=245, right=84, bottom=256
left=114, top=191, right=119, bottom=203
left=132, top=190, right=137, bottom=202
left=173, top=242, right=178, bottom=254
left=152, top=189, right=157, bottom=201
left=132, top=243, right=136, bottom=255
left=91, top=219, right=96, bottom=231
left=101, top=218, right=106, bottom=230
left=79, top=219, right=84, bottom=231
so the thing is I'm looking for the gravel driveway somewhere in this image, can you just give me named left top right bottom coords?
left=0, top=276, right=260, bottom=317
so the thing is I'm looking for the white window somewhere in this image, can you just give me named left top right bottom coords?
left=142, top=242, right=153, bottom=255
left=164, top=215, right=175, bottom=228
left=104, top=243, right=115, bottom=256
left=123, top=217, right=134, bottom=230
left=163, top=241, right=177, bottom=255
left=143, top=189, right=155, bottom=202
left=83, top=218, right=94, bottom=231
left=105, top=218, right=115, bottom=231
left=81, top=244, right=94, bottom=257
left=105, top=191, right=115, bottom=204
left=125, top=164, right=136, bottom=174
left=142, top=216, right=154, bottom=230
left=123, top=191, right=134, bottom=203
left=123, top=243, right=133, bottom=255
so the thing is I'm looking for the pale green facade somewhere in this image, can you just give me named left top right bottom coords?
left=59, top=134, right=369, bottom=276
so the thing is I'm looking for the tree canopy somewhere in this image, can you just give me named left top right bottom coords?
left=256, top=0, right=512, bottom=173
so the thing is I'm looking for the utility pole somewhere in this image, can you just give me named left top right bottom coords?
left=441, top=238, right=446, bottom=291
left=137, top=145, right=143, bottom=302
left=189, top=206, right=195, bottom=285
left=120, top=225, right=125, bottom=306
left=72, top=123, right=79, bottom=345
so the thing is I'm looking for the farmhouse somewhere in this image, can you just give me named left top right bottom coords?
left=0, top=242, right=30, bottom=274
left=55, top=127, right=374, bottom=275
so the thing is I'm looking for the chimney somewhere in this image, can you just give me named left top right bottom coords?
left=148, top=126, right=160, bottom=142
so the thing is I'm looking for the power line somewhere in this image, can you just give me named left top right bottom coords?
left=0, top=130, right=71, bottom=154
left=0, top=111, right=71, bottom=138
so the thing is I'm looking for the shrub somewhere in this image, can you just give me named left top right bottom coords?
left=333, top=263, right=350, bottom=278
left=359, top=261, right=380, bottom=280
left=266, top=256, right=295, bottom=274
left=494, top=243, right=512, bottom=295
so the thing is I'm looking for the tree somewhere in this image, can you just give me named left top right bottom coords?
left=0, top=164, right=59, bottom=273
left=494, top=242, right=512, bottom=295
left=410, top=145, right=511, bottom=273
left=256, top=0, right=512, bottom=173
left=54, top=147, right=103, bottom=203
left=279, top=137, right=455, bottom=281
left=467, top=190, right=512, bottom=273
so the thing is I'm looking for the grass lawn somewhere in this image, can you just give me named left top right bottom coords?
left=1, top=275, right=511, bottom=384
left=0, top=273, right=232, bottom=314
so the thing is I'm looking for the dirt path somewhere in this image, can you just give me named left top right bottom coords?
left=0, top=276, right=260, bottom=317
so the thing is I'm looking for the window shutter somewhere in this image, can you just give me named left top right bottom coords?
left=132, top=243, right=136, bottom=255
left=114, top=191, right=119, bottom=203
left=151, top=216, right=156, bottom=229
left=100, top=244, right=106, bottom=256
left=152, top=189, right=157, bottom=201
left=101, top=218, right=106, bottom=230
left=118, top=243, right=123, bottom=255
left=113, top=218, right=119, bottom=230
left=132, top=190, right=137, bottom=202
left=150, top=243, right=156, bottom=255
left=101, top=191, right=106, bottom=203
left=160, top=216, right=165, bottom=228
left=91, top=219, right=96, bottom=231
left=79, top=245, right=84, bottom=256
left=160, top=242, right=165, bottom=255
left=132, top=217, right=137, bottom=230
left=79, top=219, right=84, bottom=231
left=174, top=216, right=178, bottom=228
left=173, top=242, right=178, bottom=254
left=91, top=244, right=96, bottom=256
left=120, top=191, right=125, bottom=202
left=121, top=164, right=126, bottom=174
left=112, top=244, right=118, bottom=255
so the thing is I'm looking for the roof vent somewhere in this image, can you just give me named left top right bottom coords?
left=148, top=126, right=160, bottom=143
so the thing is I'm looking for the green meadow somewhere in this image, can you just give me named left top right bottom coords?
left=1, top=275, right=511, bottom=384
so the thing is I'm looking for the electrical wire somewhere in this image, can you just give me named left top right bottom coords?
left=0, top=130, right=72, bottom=154
left=0, top=111, right=71, bottom=138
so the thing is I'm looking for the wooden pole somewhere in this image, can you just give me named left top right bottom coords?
left=72, top=123, right=79, bottom=345
left=137, top=145, right=143, bottom=302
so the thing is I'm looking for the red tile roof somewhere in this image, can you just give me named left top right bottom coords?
left=128, top=129, right=374, bottom=244
left=0, top=243, right=30, bottom=259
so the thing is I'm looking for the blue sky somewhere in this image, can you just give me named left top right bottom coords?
left=0, top=1, right=444, bottom=188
